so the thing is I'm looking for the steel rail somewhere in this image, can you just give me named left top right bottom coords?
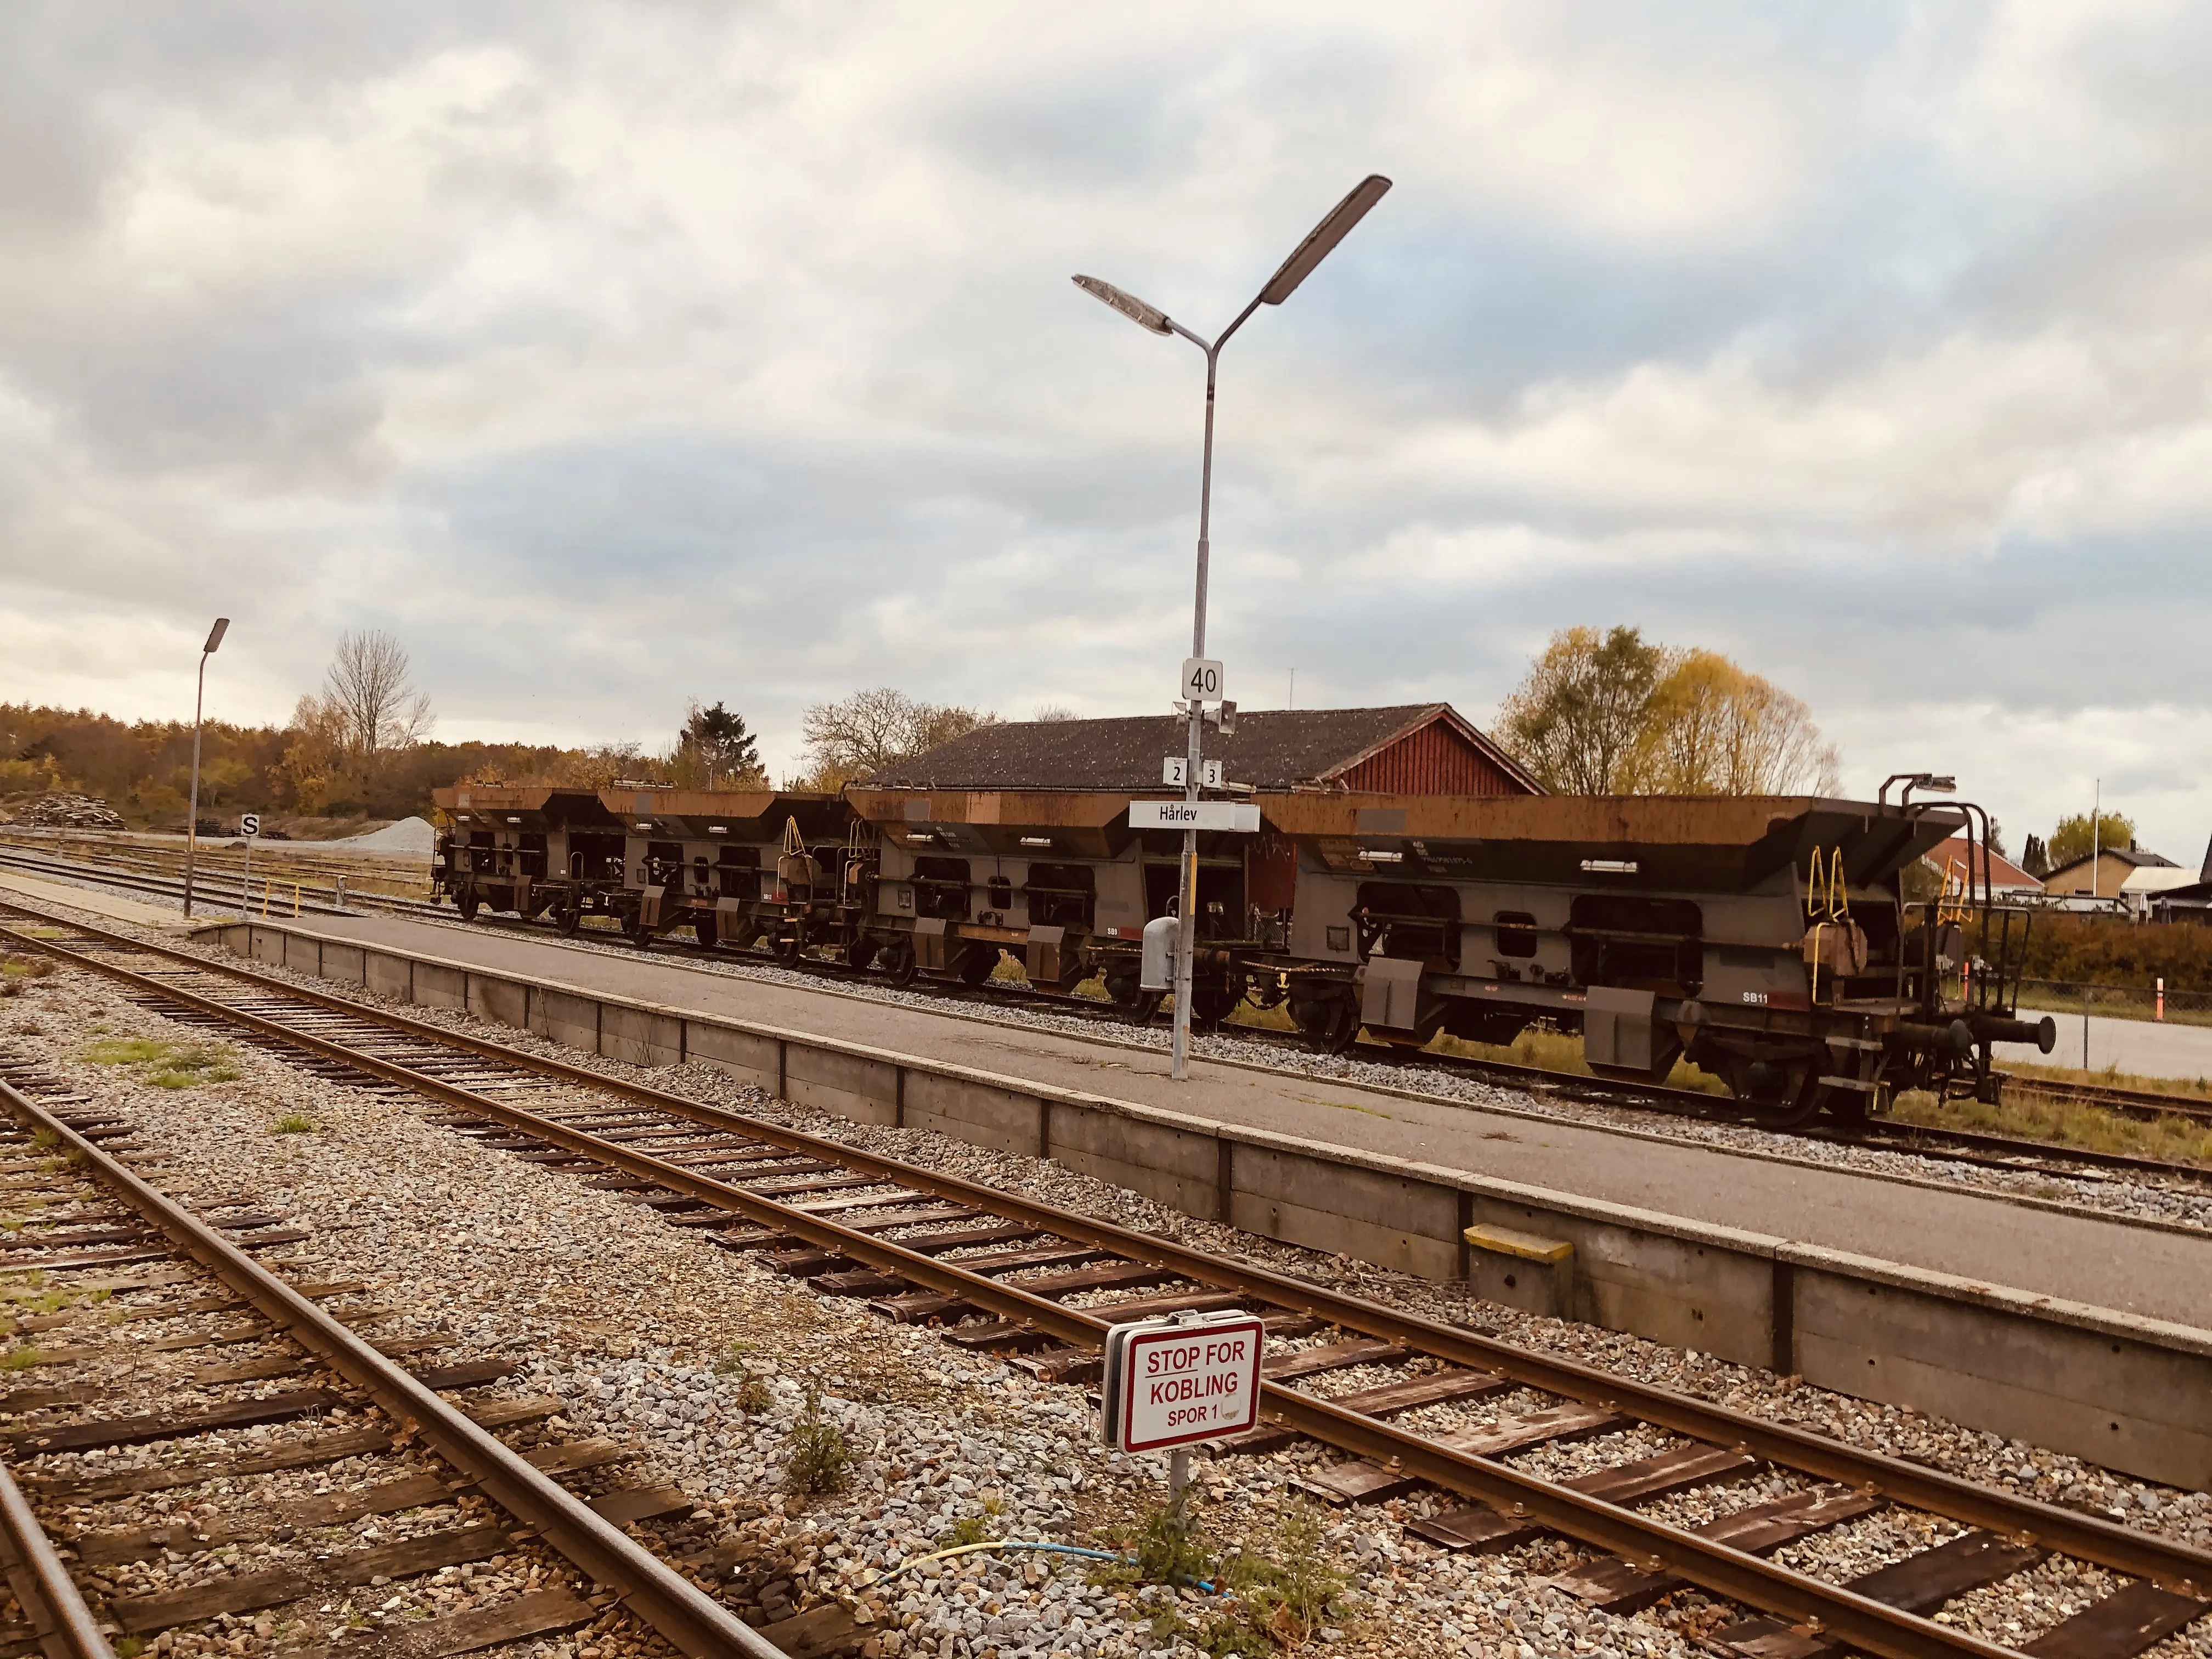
left=8, top=909, right=2209, bottom=1589
left=0, top=1461, right=115, bottom=1659
left=10, top=915, right=2210, bottom=1638
left=0, top=931, right=2016, bottom=1659
left=0, top=1074, right=779, bottom=1659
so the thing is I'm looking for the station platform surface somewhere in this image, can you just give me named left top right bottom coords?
left=204, top=909, right=2212, bottom=1331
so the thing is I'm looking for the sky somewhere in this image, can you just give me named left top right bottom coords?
left=4, top=1, right=2211, bottom=864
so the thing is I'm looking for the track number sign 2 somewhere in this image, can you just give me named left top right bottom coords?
left=1181, top=658, right=1224, bottom=703
left=1100, top=1311, right=1264, bottom=1453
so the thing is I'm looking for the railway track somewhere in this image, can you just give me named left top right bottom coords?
left=2000, top=1073, right=2212, bottom=1130
left=8, top=840, right=2212, bottom=1186
left=0, top=1061, right=775, bottom=1655
left=4, top=905, right=2211, bottom=1659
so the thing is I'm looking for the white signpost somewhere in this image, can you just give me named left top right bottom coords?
left=1128, top=800, right=1260, bottom=833
left=1100, top=1308, right=1265, bottom=1513
left=238, top=813, right=260, bottom=919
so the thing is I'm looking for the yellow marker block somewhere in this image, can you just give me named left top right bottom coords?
left=1462, top=1223, right=1573, bottom=1263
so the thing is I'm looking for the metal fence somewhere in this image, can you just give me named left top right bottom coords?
left=2015, top=977, right=2212, bottom=1026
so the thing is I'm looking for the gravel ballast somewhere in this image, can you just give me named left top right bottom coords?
left=0, top=898, right=2208, bottom=1659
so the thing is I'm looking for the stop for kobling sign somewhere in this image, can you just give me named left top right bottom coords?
left=1100, top=1311, right=1265, bottom=1454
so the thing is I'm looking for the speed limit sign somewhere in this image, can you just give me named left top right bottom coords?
left=240, top=813, right=261, bottom=838
left=1180, top=658, right=1224, bottom=703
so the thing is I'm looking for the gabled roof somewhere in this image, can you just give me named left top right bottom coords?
left=2044, top=845, right=2180, bottom=881
left=856, top=703, right=1542, bottom=794
left=1923, top=836, right=2041, bottom=891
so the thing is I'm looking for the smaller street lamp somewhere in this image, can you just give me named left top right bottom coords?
left=182, top=617, right=230, bottom=920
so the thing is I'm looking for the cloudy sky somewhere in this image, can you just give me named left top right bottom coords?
left=5, top=2, right=2210, bottom=859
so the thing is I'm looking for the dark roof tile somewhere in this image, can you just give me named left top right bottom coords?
left=858, top=704, right=1525, bottom=793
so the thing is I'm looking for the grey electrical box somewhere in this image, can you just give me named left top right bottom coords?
left=1141, top=915, right=1180, bottom=992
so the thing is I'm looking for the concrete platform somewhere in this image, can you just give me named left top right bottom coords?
left=0, top=871, right=196, bottom=930
left=247, top=910, right=2212, bottom=1330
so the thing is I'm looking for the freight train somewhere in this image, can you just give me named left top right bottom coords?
left=431, top=706, right=2054, bottom=1127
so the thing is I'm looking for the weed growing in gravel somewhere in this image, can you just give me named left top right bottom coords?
left=1, top=1346, right=44, bottom=1373
left=1098, top=1498, right=1346, bottom=1655
left=114, top=1639, right=143, bottom=1658
left=781, top=1383, right=851, bottom=1494
left=82, top=1037, right=241, bottom=1090
left=271, top=1113, right=314, bottom=1134
left=27, top=1130, right=56, bottom=1150
left=943, top=1514, right=992, bottom=1549
left=715, top=1342, right=774, bottom=1413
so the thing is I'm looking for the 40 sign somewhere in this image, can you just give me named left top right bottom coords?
left=1099, top=1310, right=1265, bottom=1454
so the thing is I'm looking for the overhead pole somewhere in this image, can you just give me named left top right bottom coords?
left=182, top=618, right=230, bottom=920
left=1073, top=173, right=1392, bottom=1080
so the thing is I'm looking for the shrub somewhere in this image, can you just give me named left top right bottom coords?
left=781, top=1384, right=851, bottom=1494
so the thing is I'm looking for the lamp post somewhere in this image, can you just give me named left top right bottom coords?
left=182, top=617, right=230, bottom=920
left=1075, top=174, right=1391, bottom=1080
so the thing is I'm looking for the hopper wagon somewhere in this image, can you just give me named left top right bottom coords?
left=430, top=785, right=628, bottom=930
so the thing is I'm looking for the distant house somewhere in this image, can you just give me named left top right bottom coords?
left=2042, top=844, right=2186, bottom=906
left=1923, top=836, right=2042, bottom=897
left=858, top=703, right=1544, bottom=796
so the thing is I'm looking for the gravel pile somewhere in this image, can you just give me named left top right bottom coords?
left=4, top=906, right=2209, bottom=1659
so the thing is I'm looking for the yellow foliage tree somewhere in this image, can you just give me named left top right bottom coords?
left=1497, top=629, right=1841, bottom=797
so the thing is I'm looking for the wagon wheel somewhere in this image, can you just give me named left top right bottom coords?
left=957, top=946, right=1001, bottom=987
left=772, top=928, right=805, bottom=968
left=1744, top=1060, right=1825, bottom=1130
left=694, top=911, right=719, bottom=951
left=553, top=904, right=583, bottom=938
left=1822, top=1086, right=1870, bottom=1128
left=455, top=889, right=482, bottom=923
left=1103, top=971, right=1160, bottom=1025
left=844, top=934, right=880, bottom=972
left=1292, top=995, right=1360, bottom=1057
left=623, top=907, right=654, bottom=949
left=1188, top=973, right=1245, bottom=1031
left=884, top=941, right=918, bottom=989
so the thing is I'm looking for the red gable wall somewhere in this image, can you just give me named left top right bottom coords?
left=1332, top=717, right=1535, bottom=795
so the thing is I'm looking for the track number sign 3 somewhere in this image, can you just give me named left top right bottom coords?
left=1181, top=658, right=1224, bottom=703
left=1100, top=1311, right=1265, bottom=1453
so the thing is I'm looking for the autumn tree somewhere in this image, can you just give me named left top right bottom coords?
left=1493, top=626, right=1667, bottom=793
left=794, top=687, right=999, bottom=791
left=1496, top=628, right=1841, bottom=797
left=1625, top=650, right=1842, bottom=795
left=2048, top=812, right=2136, bottom=870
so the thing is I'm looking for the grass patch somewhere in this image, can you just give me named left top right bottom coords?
left=1, top=1346, right=44, bottom=1373
left=781, top=1383, right=851, bottom=1495
left=271, top=1113, right=314, bottom=1135
left=1890, top=1088, right=2212, bottom=1165
left=83, top=1036, right=241, bottom=1089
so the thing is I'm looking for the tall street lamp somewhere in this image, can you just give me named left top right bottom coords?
left=182, top=617, right=230, bottom=920
left=1075, top=173, right=1392, bottom=1080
